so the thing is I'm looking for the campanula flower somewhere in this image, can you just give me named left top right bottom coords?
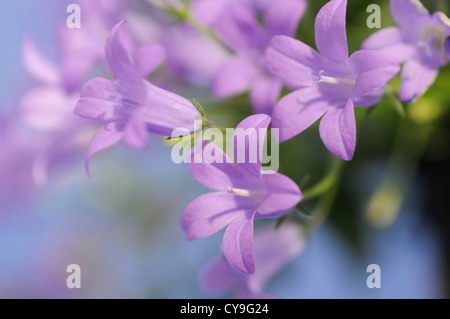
left=200, top=221, right=305, bottom=298
left=181, top=114, right=302, bottom=274
left=264, top=0, right=400, bottom=160
left=74, top=21, right=202, bottom=178
left=199, top=0, right=306, bottom=114
left=362, top=0, right=450, bottom=103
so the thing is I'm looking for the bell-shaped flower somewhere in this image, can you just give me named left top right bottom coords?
left=362, top=0, right=450, bottom=103
left=199, top=0, right=306, bottom=114
left=74, top=21, right=202, bottom=178
left=181, top=114, right=302, bottom=274
left=265, top=0, right=400, bottom=160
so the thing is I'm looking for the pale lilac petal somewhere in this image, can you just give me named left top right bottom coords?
left=188, top=140, right=261, bottom=191
left=122, top=107, right=149, bottom=150
left=199, top=255, right=238, bottom=295
left=86, top=122, right=124, bottom=179
left=248, top=222, right=305, bottom=293
left=223, top=210, right=257, bottom=274
left=271, top=87, right=332, bottom=143
left=315, top=0, right=349, bottom=63
left=105, top=20, right=144, bottom=95
left=250, top=77, right=282, bottom=115
left=264, top=35, right=324, bottom=89
left=74, top=78, right=130, bottom=121
left=192, top=0, right=228, bottom=26
left=390, top=0, right=429, bottom=28
left=212, top=55, right=259, bottom=98
left=134, top=44, right=166, bottom=78
left=349, top=50, right=400, bottom=97
left=20, top=87, right=77, bottom=131
left=399, top=58, right=438, bottom=103
left=214, top=2, right=265, bottom=51
left=22, top=36, right=60, bottom=84
left=232, top=114, right=271, bottom=177
left=141, top=82, right=202, bottom=136
left=265, top=0, right=306, bottom=37
left=319, top=98, right=355, bottom=161
left=181, top=193, right=259, bottom=240
left=257, top=173, right=302, bottom=217
left=361, top=27, right=416, bottom=63
left=164, top=26, right=230, bottom=85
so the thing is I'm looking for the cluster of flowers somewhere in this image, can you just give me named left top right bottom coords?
left=2, top=0, right=448, bottom=298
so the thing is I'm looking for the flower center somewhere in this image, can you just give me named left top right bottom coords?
left=225, top=186, right=265, bottom=198
left=419, top=24, right=448, bottom=58
left=310, top=70, right=355, bottom=87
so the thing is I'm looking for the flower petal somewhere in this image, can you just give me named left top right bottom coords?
left=264, top=35, right=324, bottom=89
left=315, top=0, right=349, bottom=63
left=223, top=210, right=257, bottom=274
left=105, top=20, right=144, bottom=96
left=85, top=122, right=124, bottom=180
left=233, top=114, right=271, bottom=177
left=199, top=255, right=238, bottom=295
left=361, top=27, right=416, bottom=63
left=399, top=58, right=438, bottom=103
left=250, top=77, right=282, bottom=115
left=74, top=77, right=130, bottom=121
left=265, top=0, right=306, bottom=38
left=22, top=36, right=60, bottom=84
left=134, top=43, right=166, bottom=78
left=390, top=0, right=429, bottom=28
left=188, top=140, right=260, bottom=191
left=181, top=193, right=259, bottom=240
left=319, top=98, right=355, bottom=160
left=271, top=87, right=332, bottom=143
left=248, top=222, right=305, bottom=293
left=214, top=2, right=265, bottom=51
left=212, top=55, right=259, bottom=98
left=349, top=50, right=400, bottom=98
left=20, top=86, right=77, bottom=131
left=258, top=173, right=302, bottom=217
left=141, top=82, right=202, bottom=136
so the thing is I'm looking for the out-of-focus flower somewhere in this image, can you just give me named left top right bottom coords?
left=200, top=221, right=305, bottom=298
left=74, top=21, right=201, bottom=178
left=0, top=111, right=40, bottom=205
left=362, top=0, right=450, bottom=103
left=265, top=0, right=399, bottom=160
left=20, top=37, right=99, bottom=186
left=194, top=0, right=306, bottom=114
left=58, top=0, right=129, bottom=93
left=181, top=114, right=302, bottom=274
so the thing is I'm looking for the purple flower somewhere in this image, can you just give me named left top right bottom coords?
left=58, top=0, right=128, bottom=93
left=265, top=0, right=400, bottom=160
left=200, top=221, right=305, bottom=298
left=74, top=21, right=202, bottom=178
left=181, top=114, right=302, bottom=274
left=200, top=0, right=306, bottom=114
left=362, top=0, right=450, bottom=103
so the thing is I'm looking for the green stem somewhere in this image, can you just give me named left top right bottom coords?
left=302, top=156, right=344, bottom=201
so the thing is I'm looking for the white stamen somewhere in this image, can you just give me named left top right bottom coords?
left=225, top=187, right=265, bottom=198
left=310, top=70, right=355, bottom=87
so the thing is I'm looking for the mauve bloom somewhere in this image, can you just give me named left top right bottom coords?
left=181, top=114, right=302, bottom=274
left=265, top=0, right=400, bottom=160
left=58, top=0, right=128, bottom=93
left=362, top=0, right=450, bottom=103
left=20, top=37, right=100, bottom=186
left=197, top=0, right=306, bottom=114
left=74, top=21, right=201, bottom=177
left=200, top=221, right=305, bottom=298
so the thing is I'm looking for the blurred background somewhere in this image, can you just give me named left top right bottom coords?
left=0, top=0, right=448, bottom=298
